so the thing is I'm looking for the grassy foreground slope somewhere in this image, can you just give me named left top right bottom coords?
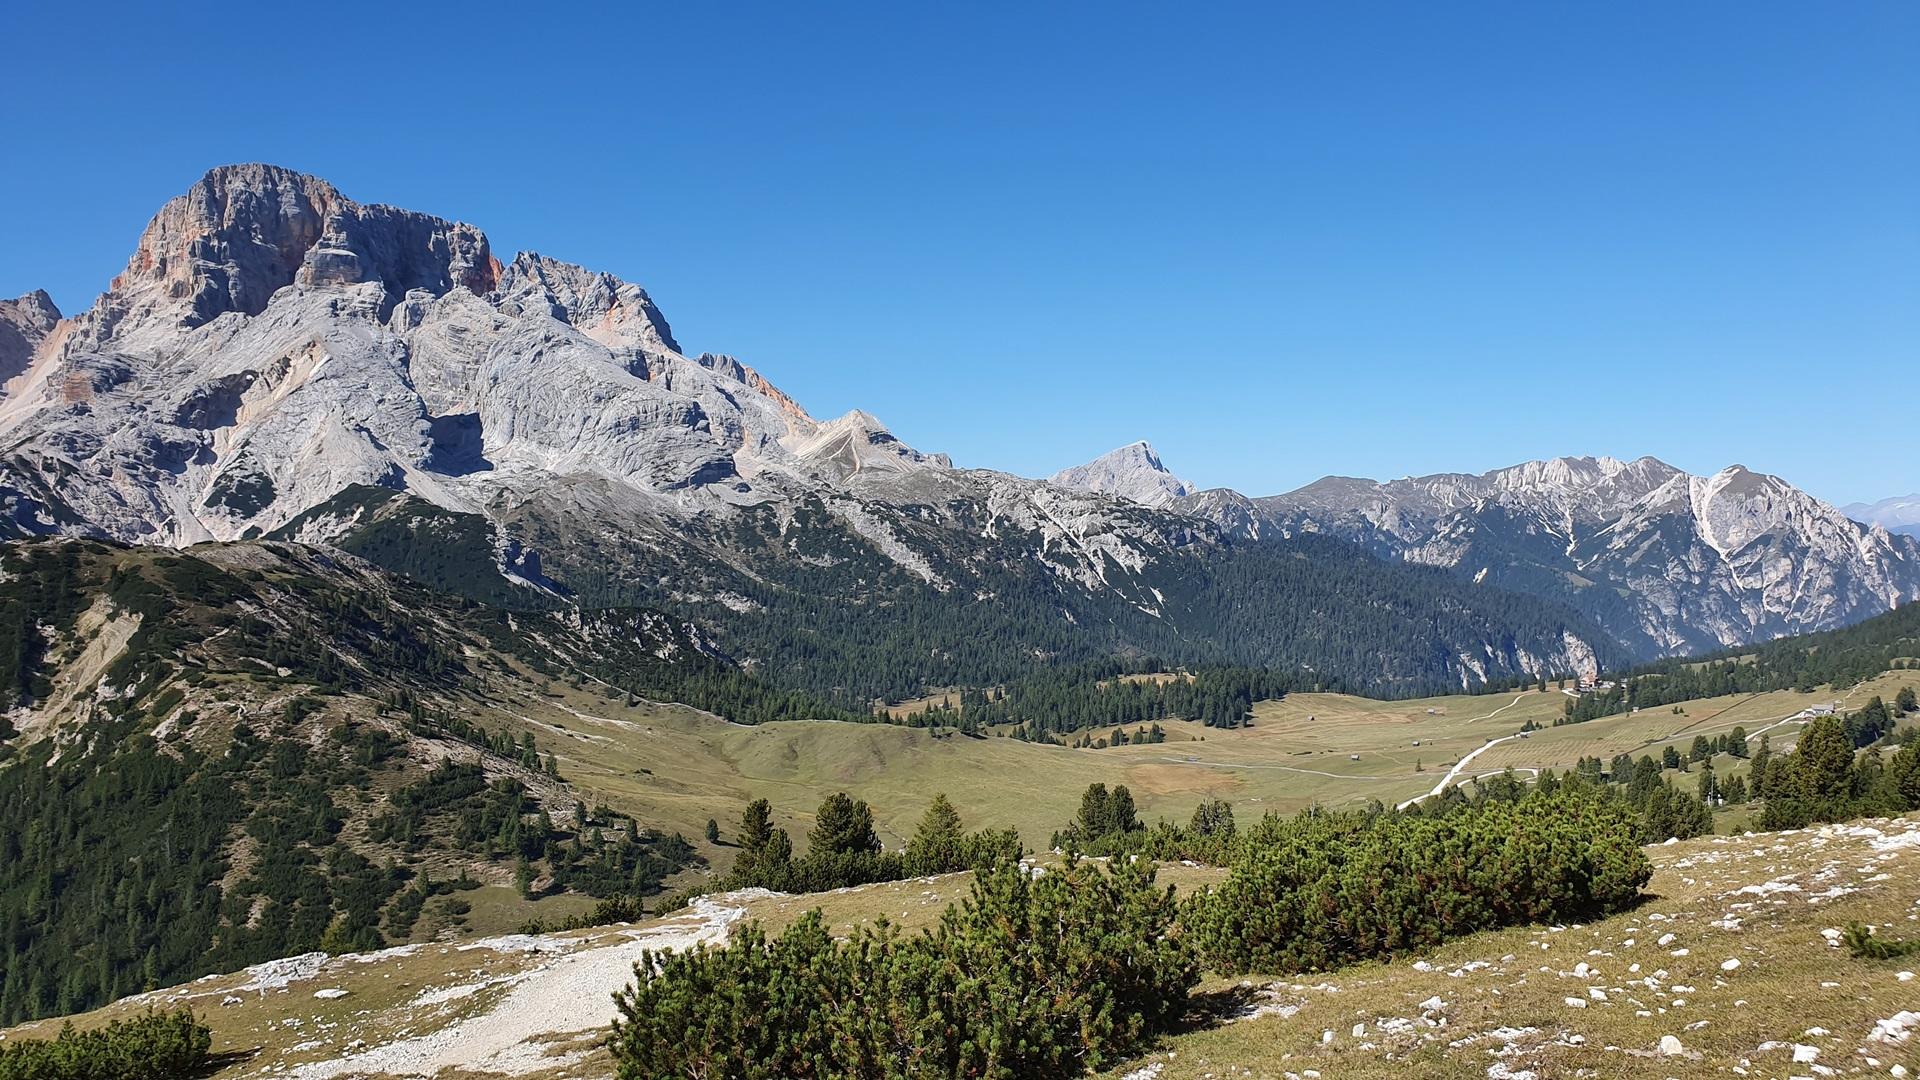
left=8, top=816, right=1915, bottom=1079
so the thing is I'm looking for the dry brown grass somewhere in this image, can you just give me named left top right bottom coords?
left=1096, top=815, right=1920, bottom=1080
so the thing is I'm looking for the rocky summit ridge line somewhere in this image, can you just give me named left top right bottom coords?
left=1047, top=445, right=1920, bottom=659
left=1048, top=440, right=1192, bottom=508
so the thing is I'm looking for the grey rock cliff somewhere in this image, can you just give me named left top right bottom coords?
left=0, top=290, right=60, bottom=385
left=1050, top=441, right=1193, bottom=507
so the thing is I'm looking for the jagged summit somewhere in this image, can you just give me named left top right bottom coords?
left=0, top=164, right=871, bottom=542
left=495, top=251, right=679, bottom=357
left=0, top=289, right=61, bottom=384
left=71, top=164, right=494, bottom=354
left=1049, top=440, right=1193, bottom=507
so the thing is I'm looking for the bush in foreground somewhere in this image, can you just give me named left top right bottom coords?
left=1186, top=785, right=1651, bottom=974
left=1843, top=922, right=1920, bottom=959
left=0, top=1008, right=212, bottom=1080
left=608, top=857, right=1195, bottom=1079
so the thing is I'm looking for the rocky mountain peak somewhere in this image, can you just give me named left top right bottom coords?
left=0, top=290, right=62, bottom=384
left=783, top=409, right=948, bottom=481
left=1050, top=440, right=1193, bottom=507
left=495, top=252, right=678, bottom=357
left=72, top=164, right=496, bottom=353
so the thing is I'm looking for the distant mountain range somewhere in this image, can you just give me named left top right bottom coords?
left=1843, top=494, right=1920, bottom=538
left=1051, top=443, right=1920, bottom=659
left=1, top=164, right=1914, bottom=701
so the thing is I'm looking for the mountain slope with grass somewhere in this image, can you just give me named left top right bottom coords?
left=0, top=537, right=866, bottom=1024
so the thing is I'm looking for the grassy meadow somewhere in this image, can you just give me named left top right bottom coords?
left=505, top=669, right=1918, bottom=887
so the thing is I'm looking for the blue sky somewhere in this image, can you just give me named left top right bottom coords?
left=3, top=3, right=1914, bottom=504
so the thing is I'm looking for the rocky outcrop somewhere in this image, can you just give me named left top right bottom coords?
left=0, top=289, right=60, bottom=386
left=1050, top=441, right=1193, bottom=507
left=43, top=164, right=496, bottom=361
left=495, top=252, right=677, bottom=358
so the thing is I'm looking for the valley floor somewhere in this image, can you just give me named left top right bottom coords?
left=534, top=670, right=1917, bottom=876
left=8, top=816, right=1918, bottom=1079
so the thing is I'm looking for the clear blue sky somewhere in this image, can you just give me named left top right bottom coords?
left=3, top=3, right=1915, bottom=504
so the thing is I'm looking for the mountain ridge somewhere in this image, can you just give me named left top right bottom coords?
left=1049, top=436, right=1920, bottom=657
left=1193, top=455, right=1920, bottom=655
left=1846, top=492, right=1920, bottom=537
left=10, top=164, right=1911, bottom=699
left=0, top=164, right=1620, bottom=699
left=1048, top=440, right=1193, bottom=507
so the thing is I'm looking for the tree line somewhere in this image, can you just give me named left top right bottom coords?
left=884, top=664, right=1297, bottom=739
left=1560, top=599, right=1920, bottom=725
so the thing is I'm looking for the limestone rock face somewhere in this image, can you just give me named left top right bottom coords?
left=1050, top=441, right=1193, bottom=507
left=0, top=290, right=60, bottom=385
left=495, top=253, right=678, bottom=358
left=0, top=166, right=1009, bottom=566
left=50, top=164, right=497, bottom=360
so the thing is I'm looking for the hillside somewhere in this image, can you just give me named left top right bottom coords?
left=1556, top=596, right=1920, bottom=725
left=3, top=534, right=1911, bottom=1030
left=0, top=538, right=828, bottom=1024
left=8, top=816, right=1916, bottom=1079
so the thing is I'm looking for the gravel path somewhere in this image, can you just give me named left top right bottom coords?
left=290, top=892, right=769, bottom=1078
left=1396, top=694, right=1528, bottom=809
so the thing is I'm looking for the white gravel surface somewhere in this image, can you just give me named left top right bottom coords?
left=289, top=892, right=769, bottom=1078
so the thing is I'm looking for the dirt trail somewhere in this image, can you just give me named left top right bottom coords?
left=1395, top=694, right=1528, bottom=809
left=290, top=892, right=769, bottom=1078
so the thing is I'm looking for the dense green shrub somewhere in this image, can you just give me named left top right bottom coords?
left=0, top=1008, right=211, bottom=1080
left=1186, top=786, right=1650, bottom=974
left=1843, top=922, right=1920, bottom=959
left=608, top=857, right=1195, bottom=1079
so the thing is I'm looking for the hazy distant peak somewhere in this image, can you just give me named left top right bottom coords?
left=1844, top=493, right=1920, bottom=531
